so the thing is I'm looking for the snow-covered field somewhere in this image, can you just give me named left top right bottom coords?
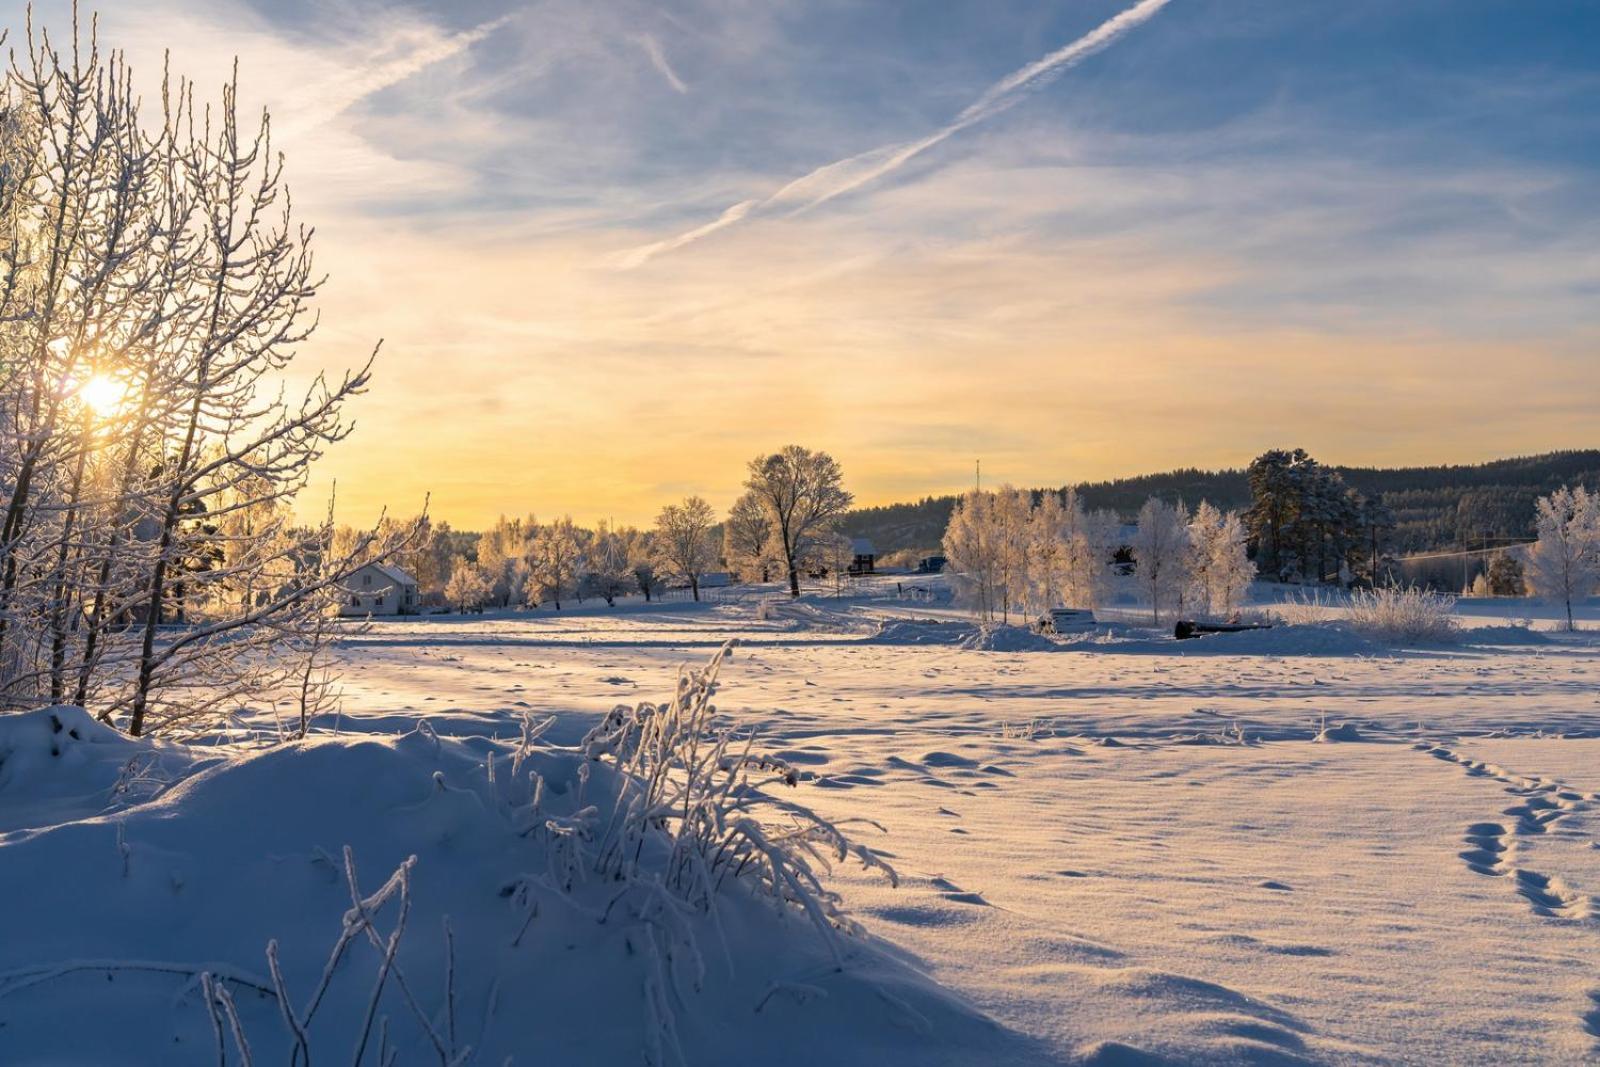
left=4, top=580, right=1600, bottom=1064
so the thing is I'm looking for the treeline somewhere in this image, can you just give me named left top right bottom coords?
left=397, top=446, right=855, bottom=610
left=841, top=450, right=1600, bottom=558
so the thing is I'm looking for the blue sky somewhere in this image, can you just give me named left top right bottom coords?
left=11, top=0, right=1598, bottom=525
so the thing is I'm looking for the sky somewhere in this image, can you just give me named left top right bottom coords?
left=9, top=0, right=1599, bottom=528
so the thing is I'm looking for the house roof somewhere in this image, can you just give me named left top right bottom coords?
left=357, top=562, right=418, bottom=587
left=850, top=538, right=875, bottom=556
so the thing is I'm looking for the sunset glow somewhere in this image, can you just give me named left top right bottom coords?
left=28, top=0, right=1594, bottom=529
left=76, top=374, right=127, bottom=419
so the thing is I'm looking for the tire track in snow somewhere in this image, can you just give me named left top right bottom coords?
left=1419, top=742, right=1600, bottom=1050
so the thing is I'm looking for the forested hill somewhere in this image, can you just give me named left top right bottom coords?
left=840, top=450, right=1600, bottom=557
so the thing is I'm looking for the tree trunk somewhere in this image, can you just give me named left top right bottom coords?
left=691, top=578, right=700, bottom=602
left=788, top=562, right=800, bottom=597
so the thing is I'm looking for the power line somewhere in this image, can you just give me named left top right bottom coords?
left=1394, top=541, right=1535, bottom=563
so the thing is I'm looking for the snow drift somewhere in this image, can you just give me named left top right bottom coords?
left=0, top=647, right=1042, bottom=1065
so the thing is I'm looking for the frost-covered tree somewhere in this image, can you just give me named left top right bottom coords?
left=624, top=529, right=662, bottom=602
left=1211, top=510, right=1255, bottom=616
left=582, top=522, right=636, bottom=607
left=992, top=487, right=1032, bottom=623
left=1187, top=502, right=1254, bottom=618
left=724, top=489, right=776, bottom=583
left=744, top=446, right=853, bottom=597
left=1027, top=491, right=1072, bottom=614
left=476, top=517, right=529, bottom=608
left=942, top=490, right=1001, bottom=621
left=395, top=517, right=459, bottom=604
left=1524, top=486, right=1600, bottom=631
left=653, top=496, right=717, bottom=601
left=0, top=20, right=415, bottom=734
left=444, top=559, right=491, bottom=613
left=527, top=517, right=581, bottom=610
left=1132, top=498, right=1190, bottom=626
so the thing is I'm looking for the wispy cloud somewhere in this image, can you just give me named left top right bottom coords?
left=636, top=34, right=689, bottom=94
left=616, top=0, right=1173, bottom=268
left=282, top=13, right=515, bottom=135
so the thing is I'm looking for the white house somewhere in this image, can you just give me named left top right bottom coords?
left=340, top=562, right=420, bottom=617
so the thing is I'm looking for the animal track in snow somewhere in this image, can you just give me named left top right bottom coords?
left=1421, top=743, right=1597, bottom=921
left=1423, top=741, right=1600, bottom=1039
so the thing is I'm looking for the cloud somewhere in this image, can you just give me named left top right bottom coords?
left=616, top=0, right=1173, bottom=267
left=636, top=34, right=689, bottom=94
left=280, top=14, right=515, bottom=136
left=609, top=198, right=759, bottom=269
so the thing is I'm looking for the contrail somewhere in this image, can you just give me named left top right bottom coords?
left=638, top=34, right=690, bottom=94
left=286, top=14, right=513, bottom=135
left=615, top=0, right=1172, bottom=269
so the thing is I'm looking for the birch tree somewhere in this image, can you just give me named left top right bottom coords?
left=1027, top=491, right=1072, bottom=615
left=992, top=487, right=1031, bottom=624
left=1186, top=502, right=1255, bottom=619
left=943, top=490, right=1001, bottom=621
left=1132, top=498, right=1190, bottom=626
left=1525, top=486, right=1600, bottom=631
left=0, top=19, right=415, bottom=734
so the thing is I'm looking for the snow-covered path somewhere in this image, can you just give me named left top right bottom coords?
left=321, top=595, right=1600, bottom=1064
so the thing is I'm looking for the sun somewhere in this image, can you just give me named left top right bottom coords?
left=78, top=373, right=127, bottom=418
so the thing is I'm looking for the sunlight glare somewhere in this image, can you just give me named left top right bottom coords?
left=78, top=373, right=127, bottom=418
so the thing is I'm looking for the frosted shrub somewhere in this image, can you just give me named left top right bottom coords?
left=1344, top=586, right=1459, bottom=644
left=571, top=641, right=896, bottom=1061
left=1272, top=589, right=1338, bottom=626
left=579, top=641, right=896, bottom=953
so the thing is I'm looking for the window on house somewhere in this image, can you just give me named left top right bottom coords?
left=350, top=595, right=359, bottom=606
left=362, top=573, right=372, bottom=587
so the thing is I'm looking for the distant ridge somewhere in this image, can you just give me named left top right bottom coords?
left=841, top=449, right=1600, bottom=557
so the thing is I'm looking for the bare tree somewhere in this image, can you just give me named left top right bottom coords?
left=653, top=496, right=716, bottom=601
left=743, top=446, right=852, bottom=597
left=0, top=17, right=417, bottom=735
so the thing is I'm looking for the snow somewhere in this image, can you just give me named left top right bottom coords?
left=4, top=579, right=1600, bottom=1063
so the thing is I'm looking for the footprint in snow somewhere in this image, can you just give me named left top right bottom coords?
left=921, top=751, right=978, bottom=768
left=943, top=891, right=991, bottom=906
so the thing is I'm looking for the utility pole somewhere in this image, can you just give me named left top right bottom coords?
left=975, top=459, right=981, bottom=492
